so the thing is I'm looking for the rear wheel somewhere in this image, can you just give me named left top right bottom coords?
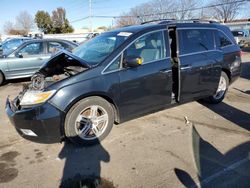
left=0, top=72, right=4, bottom=86
left=64, top=96, right=114, bottom=146
left=208, top=72, right=229, bottom=104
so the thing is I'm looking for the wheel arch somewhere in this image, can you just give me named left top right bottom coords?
left=221, top=68, right=231, bottom=82
left=0, top=69, right=5, bottom=84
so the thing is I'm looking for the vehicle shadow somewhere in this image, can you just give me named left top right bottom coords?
left=240, top=61, right=250, bottom=80
left=200, top=102, right=250, bottom=131
left=58, top=138, right=114, bottom=188
left=233, top=87, right=250, bottom=95
left=174, top=126, right=250, bottom=188
left=2, top=77, right=30, bottom=86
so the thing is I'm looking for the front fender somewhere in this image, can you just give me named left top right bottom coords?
left=49, top=75, right=120, bottom=113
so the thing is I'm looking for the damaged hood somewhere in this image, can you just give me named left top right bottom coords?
left=30, top=50, right=91, bottom=90
left=38, top=50, right=91, bottom=77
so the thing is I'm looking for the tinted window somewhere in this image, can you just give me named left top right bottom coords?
left=179, top=29, right=214, bottom=54
left=124, top=31, right=166, bottom=64
left=218, top=31, right=232, bottom=47
left=19, top=42, right=44, bottom=55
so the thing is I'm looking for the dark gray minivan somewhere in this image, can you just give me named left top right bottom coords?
left=6, top=20, right=241, bottom=146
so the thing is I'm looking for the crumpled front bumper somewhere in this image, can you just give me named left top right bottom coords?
left=5, top=97, right=65, bottom=144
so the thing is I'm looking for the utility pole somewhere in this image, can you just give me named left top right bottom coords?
left=200, top=7, right=204, bottom=19
left=89, top=0, right=93, bottom=32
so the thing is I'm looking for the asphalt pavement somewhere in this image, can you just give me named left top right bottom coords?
left=0, top=54, right=249, bottom=188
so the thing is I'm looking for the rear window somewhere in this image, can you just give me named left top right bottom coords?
left=178, top=29, right=215, bottom=55
left=232, top=31, right=244, bottom=37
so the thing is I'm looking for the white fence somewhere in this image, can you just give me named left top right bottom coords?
left=0, top=32, right=99, bottom=43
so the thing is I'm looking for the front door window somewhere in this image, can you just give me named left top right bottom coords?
left=123, top=31, right=166, bottom=65
left=19, top=42, right=44, bottom=56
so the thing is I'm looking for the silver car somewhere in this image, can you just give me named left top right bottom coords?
left=0, top=39, right=78, bottom=85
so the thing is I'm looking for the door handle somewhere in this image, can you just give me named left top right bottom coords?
left=181, top=65, right=192, bottom=70
left=37, top=57, right=43, bottom=60
left=160, top=68, right=172, bottom=73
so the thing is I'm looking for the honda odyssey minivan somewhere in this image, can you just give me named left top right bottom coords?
left=6, top=20, right=241, bottom=146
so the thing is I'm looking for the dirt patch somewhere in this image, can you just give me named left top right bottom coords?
left=0, top=151, right=20, bottom=183
left=0, top=151, right=20, bottom=162
left=35, top=152, right=43, bottom=159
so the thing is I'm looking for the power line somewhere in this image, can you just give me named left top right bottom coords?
left=70, top=16, right=89, bottom=23
left=69, top=0, right=250, bottom=23
left=89, top=0, right=93, bottom=32
left=114, top=0, right=250, bottom=18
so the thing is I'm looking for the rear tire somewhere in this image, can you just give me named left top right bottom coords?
left=64, top=96, right=114, bottom=146
left=208, top=71, right=229, bottom=104
left=0, top=72, right=4, bottom=86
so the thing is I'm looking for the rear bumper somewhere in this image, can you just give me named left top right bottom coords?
left=6, top=98, right=64, bottom=144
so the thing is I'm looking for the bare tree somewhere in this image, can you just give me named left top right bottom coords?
left=175, top=0, right=199, bottom=20
left=3, top=21, right=14, bottom=34
left=51, top=8, right=66, bottom=28
left=115, top=13, right=140, bottom=27
left=51, top=7, right=73, bottom=33
left=115, top=0, right=200, bottom=27
left=15, top=11, right=34, bottom=33
left=205, top=0, right=245, bottom=22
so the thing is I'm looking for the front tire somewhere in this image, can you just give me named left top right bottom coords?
left=208, top=71, right=229, bottom=104
left=64, top=96, right=114, bottom=146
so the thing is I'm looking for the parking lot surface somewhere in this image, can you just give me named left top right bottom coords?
left=0, top=54, right=250, bottom=188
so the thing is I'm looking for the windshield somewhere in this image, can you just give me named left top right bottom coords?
left=2, top=38, right=28, bottom=54
left=73, top=32, right=130, bottom=65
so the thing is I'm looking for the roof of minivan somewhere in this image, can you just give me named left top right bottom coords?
left=110, top=22, right=226, bottom=34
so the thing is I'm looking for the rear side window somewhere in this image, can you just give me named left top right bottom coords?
left=218, top=31, right=232, bottom=47
left=48, top=42, right=63, bottom=54
left=178, top=29, right=215, bottom=54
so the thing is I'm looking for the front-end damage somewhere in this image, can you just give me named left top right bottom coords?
left=6, top=50, right=91, bottom=142
left=15, top=50, right=90, bottom=108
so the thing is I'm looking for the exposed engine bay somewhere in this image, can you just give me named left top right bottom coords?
left=30, top=65, right=85, bottom=90
left=27, top=50, right=90, bottom=91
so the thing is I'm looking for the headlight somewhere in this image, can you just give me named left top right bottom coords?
left=20, top=90, right=56, bottom=106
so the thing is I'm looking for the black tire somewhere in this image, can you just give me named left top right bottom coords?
left=208, top=71, right=229, bottom=104
left=0, top=72, right=4, bottom=86
left=64, top=96, right=114, bottom=146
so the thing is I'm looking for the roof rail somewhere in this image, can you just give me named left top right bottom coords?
left=141, top=19, right=220, bottom=25
left=159, top=19, right=220, bottom=24
left=141, top=19, right=176, bottom=25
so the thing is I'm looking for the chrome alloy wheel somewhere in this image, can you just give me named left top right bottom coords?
left=213, top=75, right=227, bottom=100
left=75, top=105, right=109, bottom=140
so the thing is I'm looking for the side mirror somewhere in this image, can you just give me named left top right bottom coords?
left=17, top=52, right=23, bottom=58
left=123, top=56, right=143, bottom=68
